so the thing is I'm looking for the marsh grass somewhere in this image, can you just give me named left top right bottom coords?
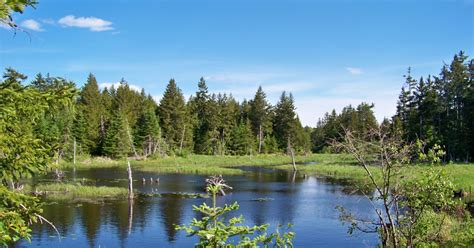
left=58, top=153, right=473, bottom=190
left=59, top=153, right=335, bottom=175
left=35, top=183, right=129, bottom=201
left=277, top=161, right=474, bottom=190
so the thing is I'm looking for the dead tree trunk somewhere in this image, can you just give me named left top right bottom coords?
left=127, top=161, right=134, bottom=235
left=287, top=136, right=297, bottom=171
left=127, top=161, right=134, bottom=199
left=258, top=124, right=263, bottom=153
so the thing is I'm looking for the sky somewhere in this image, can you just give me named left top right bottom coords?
left=1, top=0, right=473, bottom=127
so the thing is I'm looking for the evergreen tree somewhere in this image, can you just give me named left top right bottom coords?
left=114, top=79, right=142, bottom=128
left=249, top=86, right=273, bottom=153
left=228, top=119, right=255, bottom=155
left=158, top=79, right=190, bottom=152
left=215, top=93, right=239, bottom=155
left=78, top=74, right=104, bottom=153
left=192, top=77, right=213, bottom=154
left=103, top=112, right=131, bottom=158
left=72, top=108, right=88, bottom=155
left=355, top=102, right=377, bottom=135
left=135, top=110, right=163, bottom=157
left=273, top=92, right=298, bottom=151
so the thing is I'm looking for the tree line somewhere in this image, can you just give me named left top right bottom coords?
left=3, top=52, right=472, bottom=161
left=13, top=73, right=312, bottom=159
left=311, top=51, right=474, bottom=162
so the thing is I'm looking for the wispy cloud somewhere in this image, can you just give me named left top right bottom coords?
left=346, top=67, right=364, bottom=75
left=40, top=19, right=56, bottom=25
left=99, top=82, right=141, bottom=92
left=20, top=19, right=44, bottom=32
left=58, top=15, right=113, bottom=32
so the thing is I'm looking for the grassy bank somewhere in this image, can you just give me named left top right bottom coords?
left=34, top=183, right=129, bottom=201
left=58, top=153, right=473, bottom=190
left=59, top=153, right=336, bottom=175
left=277, top=162, right=474, bottom=190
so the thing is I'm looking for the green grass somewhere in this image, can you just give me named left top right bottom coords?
left=59, top=153, right=474, bottom=190
left=59, top=153, right=327, bottom=175
left=277, top=159, right=474, bottom=190
left=34, top=183, right=129, bottom=201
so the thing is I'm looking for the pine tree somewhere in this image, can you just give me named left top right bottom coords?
left=114, top=79, right=142, bottom=128
left=273, top=92, right=298, bottom=151
left=215, top=93, right=239, bottom=155
left=103, top=112, right=131, bottom=158
left=192, top=77, right=213, bottom=154
left=78, top=74, right=104, bottom=153
left=158, top=79, right=189, bottom=152
left=249, top=86, right=273, bottom=153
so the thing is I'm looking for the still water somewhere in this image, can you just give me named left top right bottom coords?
left=20, top=166, right=379, bottom=247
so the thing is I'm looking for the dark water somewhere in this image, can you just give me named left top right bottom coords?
left=20, top=166, right=379, bottom=247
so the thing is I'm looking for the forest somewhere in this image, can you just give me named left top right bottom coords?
left=1, top=1, right=474, bottom=247
left=4, top=51, right=472, bottom=163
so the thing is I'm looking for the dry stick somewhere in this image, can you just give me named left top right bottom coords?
left=19, top=204, right=61, bottom=241
left=127, top=161, right=134, bottom=199
left=35, top=213, right=61, bottom=240
left=343, top=129, right=398, bottom=247
left=128, top=196, right=133, bottom=235
left=287, top=136, right=297, bottom=171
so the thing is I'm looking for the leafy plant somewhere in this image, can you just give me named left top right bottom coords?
left=176, top=176, right=295, bottom=247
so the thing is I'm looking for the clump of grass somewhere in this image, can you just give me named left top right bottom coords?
left=136, top=164, right=243, bottom=175
left=34, top=183, right=129, bottom=201
left=277, top=160, right=474, bottom=190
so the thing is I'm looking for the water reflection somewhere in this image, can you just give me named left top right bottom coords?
left=21, top=167, right=379, bottom=247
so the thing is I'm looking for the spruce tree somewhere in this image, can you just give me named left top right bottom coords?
left=158, top=79, right=189, bottom=152
left=273, top=92, right=298, bottom=151
left=79, top=74, right=103, bottom=153
left=192, top=77, right=213, bottom=154
left=103, top=112, right=131, bottom=159
left=249, top=86, right=273, bottom=153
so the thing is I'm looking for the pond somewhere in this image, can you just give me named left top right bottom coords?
left=19, top=166, right=379, bottom=247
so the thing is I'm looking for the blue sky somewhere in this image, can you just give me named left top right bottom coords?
left=1, top=0, right=473, bottom=126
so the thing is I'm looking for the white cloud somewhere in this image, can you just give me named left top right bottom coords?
left=100, top=82, right=141, bottom=92
left=58, top=15, right=113, bottom=32
left=346, top=67, right=364, bottom=75
left=41, top=18, right=56, bottom=25
left=0, top=23, right=11, bottom=30
left=20, top=19, right=44, bottom=32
